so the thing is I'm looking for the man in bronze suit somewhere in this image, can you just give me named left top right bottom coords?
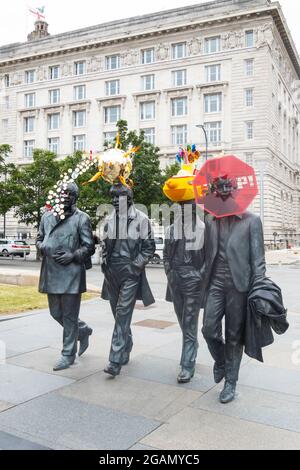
left=101, top=183, right=155, bottom=377
left=202, top=177, right=266, bottom=403
left=36, top=182, right=95, bottom=371
left=164, top=200, right=205, bottom=383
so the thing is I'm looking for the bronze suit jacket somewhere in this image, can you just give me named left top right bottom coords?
left=100, top=205, right=155, bottom=306
left=36, top=209, right=95, bottom=294
left=204, top=211, right=266, bottom=293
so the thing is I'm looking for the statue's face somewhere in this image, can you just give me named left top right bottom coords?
left=110, top=185, right=133, bottom=213
left=61, top=188, right=77, bottom=210
left=212, top=177, right=235, bottom=201
left=216, top=182, right=233, bottom=200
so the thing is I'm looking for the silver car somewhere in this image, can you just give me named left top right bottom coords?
left=0, top=239, right=31, bottom=258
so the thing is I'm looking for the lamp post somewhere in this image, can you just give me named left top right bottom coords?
left=273, top=232, right=278, bottom=249
left=3, top=162, right=7, bottom=239
left=196, top=124, right=208, bottom=161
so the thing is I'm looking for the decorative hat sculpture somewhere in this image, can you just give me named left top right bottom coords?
left=45, top=134, right=139, bottom=219
left=163, top=145, right=203, bottom=202
left=193, top=154, right=258, bottom=218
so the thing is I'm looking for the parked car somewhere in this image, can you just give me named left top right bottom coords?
left=150, top=237, right=164, bottom=264
left=0, top=239, right=31, bottom=258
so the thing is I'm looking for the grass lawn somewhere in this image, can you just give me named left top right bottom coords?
left=0, top=284, right=97, bottom=315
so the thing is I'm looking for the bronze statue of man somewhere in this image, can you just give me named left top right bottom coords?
left=202, top=177, right=266, bottom=403
left=164, top=200, right=205, bottom=383
left=101, top=183, right=155, bottom=377
left=36, top=182, right=95, bottom=371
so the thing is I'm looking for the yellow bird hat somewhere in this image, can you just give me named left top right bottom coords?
left=163, top=146, right=203, bottom=202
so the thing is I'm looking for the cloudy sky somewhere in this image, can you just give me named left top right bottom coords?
left=0, top=0, right=299, bottom=52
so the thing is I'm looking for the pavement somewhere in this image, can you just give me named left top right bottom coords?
left=0, top=266, right=299, bottom=450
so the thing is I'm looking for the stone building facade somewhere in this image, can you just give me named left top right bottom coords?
left=0, top=0, right=299, bottom=245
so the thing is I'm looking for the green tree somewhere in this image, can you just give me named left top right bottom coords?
left=59, top=151, right=111, bottom=230
left=115, top=120, right=164, bottom=210
left=0, top=145, right=22, bottom=236
left=13, top=149, right=61, bottom=230
left=0, top=144, right=12, bottom=168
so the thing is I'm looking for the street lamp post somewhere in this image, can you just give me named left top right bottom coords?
left=196, top=124, right=208, bottom=161
left=3, top=165, right=7, bottom=239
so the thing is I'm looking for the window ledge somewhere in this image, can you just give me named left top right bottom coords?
left=196, top=81, right=229, bottom=91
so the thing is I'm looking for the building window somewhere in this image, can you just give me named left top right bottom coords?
left=48, top=113, right=60, bottom=130
left=24, top=140, right=35, bottom=158
left=140, top=101, right=155, bottom=121
left=25, top=93, right=35, bottom=108
left=73, top=135, right=86, bottom=152
left=25, top=70, right=35, bottom=84
left=73, top=110, right=86, bottom=128
left=171, top=125, right=187, bottom=145
left=49, top=89, right=60, bottom=104
left=206, top=64, right=221, bottom=82
left=142, top=74, right=155, bottom=91
left=103, top=131, right=117, bottom=144
left=49, top=66, right=60, bottom=80
left=245, top=88, right=253, bottom=107
left=2, top=119, right=8, bottom=132
left=3, top=96, right=9, bottom=109
left=104, top=105, right=121, bottom=124
left=141, top=48, right=154, bottom=64
left=142, top=128, right=155, bottom=145
left=172, top=42, right=187, bottom=60
left=245, top=121, right=254, bottom=139
left=105, top=55, right=120, bottom=70
left=171, top=97, right=188, bottom=117
left=204, top=93, right=222, bottom=113
left=105, top=80, right=120, bottom=96
left=74, top=85, right=86, bottom=101
left=74, top=61, right=86, bottom=76
left=204, top=36, right=221, bottom=54
left=4, top=74, right=10, bottom=87
left=245, top=30, right=254, bottom=48
left=48, top=137, right=60, bottom=154
left=24, top=116, right=35, bottom=133
left=204, top=121, right=222, bottom=144
left=245, top=152, right=254, bottom=166
left=245, top=59, right=254, bottom=76
left=172, top=69, right=187, bottom=87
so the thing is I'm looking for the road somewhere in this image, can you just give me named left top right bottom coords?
left=0, top=258, right=299, bottom=312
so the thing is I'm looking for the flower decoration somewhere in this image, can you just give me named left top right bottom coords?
left=175, top=144, right=201, bottom=166
left=209, top=175, right=238, bottom=200
left=45, top=152, right=99, bottom=220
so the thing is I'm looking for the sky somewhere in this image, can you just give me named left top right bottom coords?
left=0, top=0, right=299, bottom=52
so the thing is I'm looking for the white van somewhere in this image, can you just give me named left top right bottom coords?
left=0, top=240, right=31, bottom=258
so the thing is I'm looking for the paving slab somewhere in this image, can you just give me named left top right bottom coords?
left=238, top=362, right=300, bottom=396
left=122, top=354, right=216, bottom=392
left=129, top=443, right=159, bottom=450
left=141, top=407, right=300, bottom=450
left=57, top=371, right=202, bottom=421
left=191, top=384, right=300, bottom=433
left=0, top=394, right=160, bottom=450
left=7, top=346, right=106, bottom=380
left=0, top=328, right=53, bottom=354
left=0, top=401, right=14, bottom=413
left=254, top=342, right=300, bottom=371
left=0, top=363, right=74, bottom=404
left=0, top=430, right=50, bottom=450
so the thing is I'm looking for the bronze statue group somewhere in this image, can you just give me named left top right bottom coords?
left=37, top=148, right=288, bottom=405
